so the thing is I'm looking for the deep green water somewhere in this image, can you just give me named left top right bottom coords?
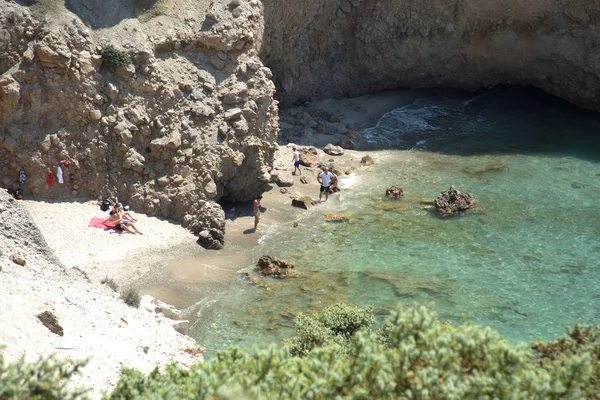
left=190, top=87, right=600, bottom=357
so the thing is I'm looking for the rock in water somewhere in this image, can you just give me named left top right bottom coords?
left=255, top=255, right=296, bottom=278
left=360, top=155, right=374, bottom=166
left=385, top=186, right=404, bottom=198
left=292, top=196, right=316, bottom=209
left=36, top=311, right=64, bottom=336
left=434, top=186, right=474, bottom=215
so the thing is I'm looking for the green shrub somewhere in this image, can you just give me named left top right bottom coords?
left=120, top=288, right=140, bottom=308
left=101, top=45, right=131, bottom=68
left=101, top=276, right=119, bottom=292
left=107, top=305, right=597, bottom=399
left=0, top=351, right=88, bottom=399
left=285, top=303, right=375, bottom=356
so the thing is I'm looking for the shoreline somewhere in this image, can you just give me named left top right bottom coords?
left=22, top=89, right=426, bottom=325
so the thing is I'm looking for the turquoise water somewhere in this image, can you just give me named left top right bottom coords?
left=190, top=87, right=600, bottom=357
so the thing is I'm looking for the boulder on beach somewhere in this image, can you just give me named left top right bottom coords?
left=299, top=148, right=320, bottom=167
left=197, top=228, right=224, bottom=250
left=292, top=196, right=316, bottom=209
left=255, top=255, right=296, bottom=278
left=385, top=186, right=404, bottom=198
left=360, top=155, right=374, bottom=166
left=338, top=138, right=356, bottom=150
left=276, top=171, right=294, bottom=187
left=434, top=186, right=475, bottom=215
left=323, top=143, right=344, bottom=156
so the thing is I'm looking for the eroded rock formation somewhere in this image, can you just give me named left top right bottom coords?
left=0, top=0, right=278, bottom=240
left=261, top=0, right=600, bottom=111
left=435, top=186, right=474, bottom=215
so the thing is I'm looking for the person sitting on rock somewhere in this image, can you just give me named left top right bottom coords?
left=329, top=172, right=339, bottom=194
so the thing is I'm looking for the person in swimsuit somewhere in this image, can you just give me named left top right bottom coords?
left=103, top=204, right=142, bottom=234
left=253, top=195, right=263, bottom=231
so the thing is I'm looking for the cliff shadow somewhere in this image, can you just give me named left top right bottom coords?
left=300, top=86, right=600, bottom=163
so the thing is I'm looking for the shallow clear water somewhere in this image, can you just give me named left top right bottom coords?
left=190, top=87, right=600, bottom=357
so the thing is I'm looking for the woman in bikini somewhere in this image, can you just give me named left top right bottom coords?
left=253, top=195, right=262, bottom=231
left=104, top=204, right=142, bottom=234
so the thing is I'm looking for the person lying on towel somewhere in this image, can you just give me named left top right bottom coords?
left=103, top=204, right=142, bottom=234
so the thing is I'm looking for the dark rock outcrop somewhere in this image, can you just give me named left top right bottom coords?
left=434, top=186, right=474, bottom=215
left=36, top=311, right=64, bottom=336
left=385, top=186, right=404, bottom=198
left=255, top=255, right=296, bottom=278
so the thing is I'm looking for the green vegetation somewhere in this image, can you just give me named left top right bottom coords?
left=101, top=276, right=119, bottom=292
left=120, top=288, right=140, bottom=308
left=101, top=45, right=131, bottom=68
left=2, top=304, right=600, bottom=399
left=0, top=351, right=88, bottom=399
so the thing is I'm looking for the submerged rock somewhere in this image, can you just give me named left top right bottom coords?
left=385, top=186, right=404, bottom=198
left=434, top=186, right=474, bottom=215
left=322, top=212, right=354, bottom=222
left=255, top=255, right=296, bottom=278
left=360, top=155, right=374, bottom=166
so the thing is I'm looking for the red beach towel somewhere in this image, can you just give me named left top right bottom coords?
left=88, top=217, right=115, bottom=230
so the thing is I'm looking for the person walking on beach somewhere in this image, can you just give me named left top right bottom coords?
left=292, top=147, right=301, bottom=175
left=318, top=167, right=334, bottom=202
left=253, top=195, right=263, bottom=231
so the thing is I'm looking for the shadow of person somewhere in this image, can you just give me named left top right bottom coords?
left=243, top=228, right=256, bottom=235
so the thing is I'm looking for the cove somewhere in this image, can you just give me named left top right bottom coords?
left=190, top=87, right=600, bottom=357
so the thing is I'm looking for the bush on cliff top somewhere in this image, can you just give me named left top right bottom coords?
left=101, top=45, right=131, bottom=68
left=2, top=304, right=599, bottom=399
left=0, top=351, right=88, bottom=399
left=108, top=304, right=598, bottom=399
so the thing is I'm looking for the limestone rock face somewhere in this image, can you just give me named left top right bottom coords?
left=0, top=0, right=278, bottom=246
left=261, top=0, right=600, bottom=111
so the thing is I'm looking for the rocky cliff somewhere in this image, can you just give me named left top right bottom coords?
left=3, top=0, right=600, bottom=245
left=0, top=0, right=278, bottom=244
left=261, top=0, right=600, bottom=111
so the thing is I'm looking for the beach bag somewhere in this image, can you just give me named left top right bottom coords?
left=100, top=199, right=111, bottom=212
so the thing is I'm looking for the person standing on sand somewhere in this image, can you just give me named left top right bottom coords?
left=292, top=147, right=301, bottom=175
left=318, top=167, right=334, bottom=202
left=253, top=195, right=263, bottom=231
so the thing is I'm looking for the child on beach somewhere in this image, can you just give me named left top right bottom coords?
left=292, top=147, right=301, bottom=175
